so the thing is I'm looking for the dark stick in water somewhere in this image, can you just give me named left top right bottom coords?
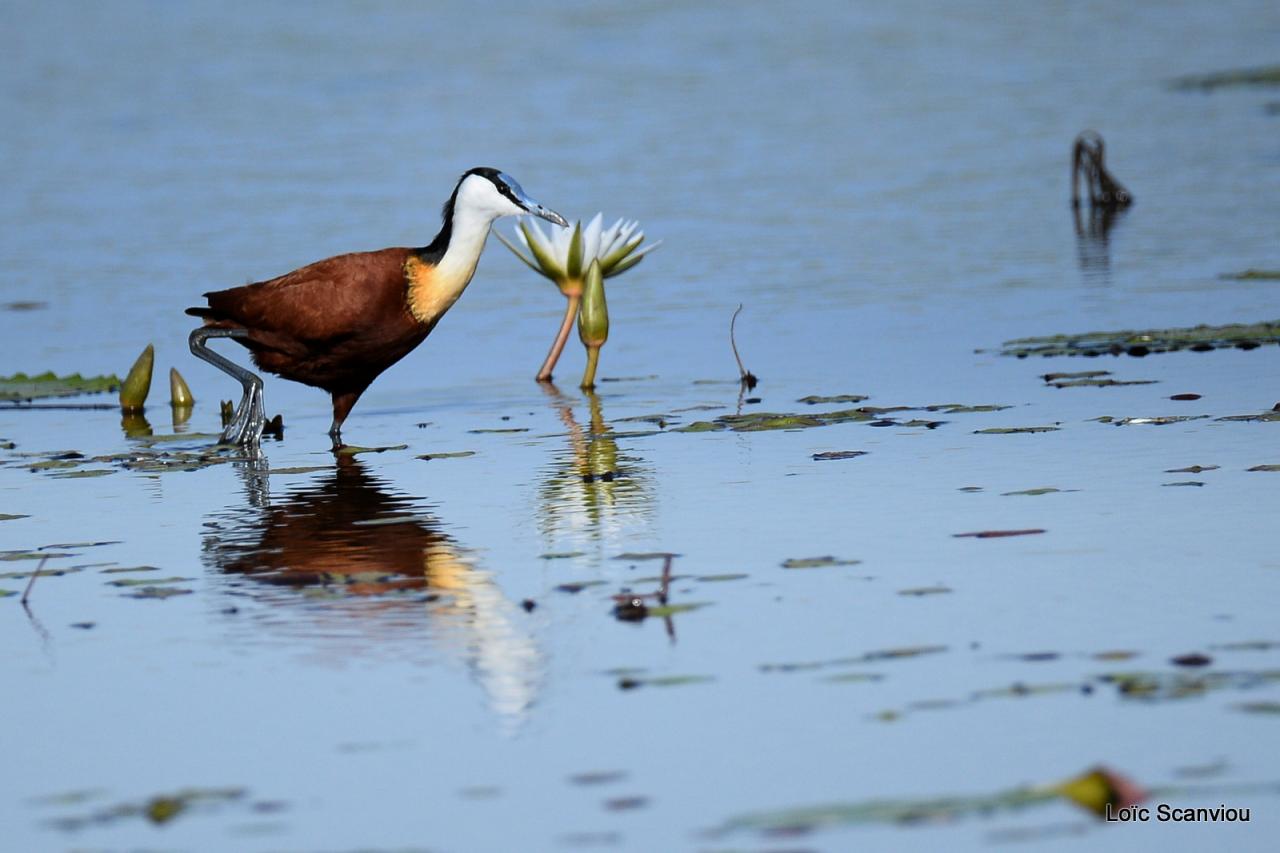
left=730, top=304, right=759, bottom=389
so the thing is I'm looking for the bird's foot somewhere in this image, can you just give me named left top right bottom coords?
left=220, top=383, right=266, bottom=446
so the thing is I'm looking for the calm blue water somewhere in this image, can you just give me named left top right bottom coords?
left=2, top=1, right=1279, bottom=850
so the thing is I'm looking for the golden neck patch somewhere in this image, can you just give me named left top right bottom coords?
left=404, top=254, right=478, bottom=326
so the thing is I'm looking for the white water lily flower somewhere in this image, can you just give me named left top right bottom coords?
left=497, top=212, right=661, bottom=295
left=496, top=213, right=660, bottom=382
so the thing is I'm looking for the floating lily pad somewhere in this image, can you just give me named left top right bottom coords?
left=645, top=602, right=709, bottom=618
left=42, top=786, right=248, bottom=831
left=974, top=426, right=1060, bottom=434
left=335, top=444, right=408, bottom=455
left=555, top=580, right=608, bottom=594
left=1163, top=481, right=1205, bottom=487
left=781, top=556, right=861, bottom=569
left=569, top=771, right=627, bottom=786
left=1043, top=370, right=1110, bottom=381
left=924, top=403, right=1011, bottom=413
left=1236, top=701, right=1280, bottom=715
left=1166, top=465, right=1218, bottom=473
left=107, top=576, right=193, bottom=588
left=954, top=529, right=1045, bottom=539
left=51, top=469, right=114, bottom=479
left=0, top=371, right=120, bottom=401
left=1101, top=669, right=1280, bottom=701
left=999, top=320, right=1280, bottom=358
left=0, top=589, right=16, bottom=597
left=812, top=450, right=867, bottom=461
left=797, top=394, right=869, bottom=405
left=696, top=573, right=748, bottom=582
left=1170, top=393, right=1202, bottom=401
left=467, top=428, right=529, bottom=434
left=617, top=674, right=713, bottom=689
left=540, top=551, right=586, bottom=560
left=415, top=451, right=476, bottom=461
left=613, top=552, right=679, bottom=561
left=897, top=586, right=952, bottom=596
left=265, top=465, right=332, bottom=475
left=1220, top=269, right=1280, bottom=280
left=1001, top=487, right=1069, bottom=496
left=1111, top=415, right=1211, bottom=426
left=1248, top=464, right=1280, bottom=472
left=101, top=565, right=161, bottom=574
left=1217, top=410, right=1280, bottom=422
left=1172, top=65, right=1280, bottom=90
left=1049, top=378, right=1157, bottom=388
left=125, top=586, right=194, bottom=599
left=0, top=514, right=29, bottom=521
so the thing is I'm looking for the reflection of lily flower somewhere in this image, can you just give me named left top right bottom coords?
left=497, top=213, right=659, bottom=382
left=537, top=387, right=653, bottom=550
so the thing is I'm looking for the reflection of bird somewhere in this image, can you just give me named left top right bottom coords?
left=203, top=457, right=542, bottom=724
left=187, top=168, right=567, bottom=448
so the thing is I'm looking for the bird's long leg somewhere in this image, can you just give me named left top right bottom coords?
left=328, top=390, right=361, bottom=452
left=189, top=327, right=266, bottom=446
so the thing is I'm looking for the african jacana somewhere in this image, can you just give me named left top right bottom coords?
left=187, top=168, right=567, bottom=447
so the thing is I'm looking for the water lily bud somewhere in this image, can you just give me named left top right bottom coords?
left=169, top=368, right=195, bottom=407
left=119, top=344, right=154, bottom=412
left=577, top=259, right=609, bottom=349
left=1055, top=766, right=1146, bottom=818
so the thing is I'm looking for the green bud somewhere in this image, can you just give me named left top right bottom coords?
left=119, top=344, right=154, bottom=412
left=168, top=367, right=195, bottom=407
left=577, top=259, right=609, bottom=348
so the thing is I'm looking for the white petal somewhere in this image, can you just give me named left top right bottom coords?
left=583, top=212, right=603, bottom=261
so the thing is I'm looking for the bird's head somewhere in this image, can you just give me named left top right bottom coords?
left=452, top=167, right=568, bottom=227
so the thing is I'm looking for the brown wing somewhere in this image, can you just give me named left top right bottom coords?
left=188, top=248, right=414, bottom=346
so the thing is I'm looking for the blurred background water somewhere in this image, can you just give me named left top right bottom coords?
left=2, top=1, right=1279, bottom=850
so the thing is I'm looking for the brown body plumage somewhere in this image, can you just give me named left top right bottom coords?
left=187, top=247, right=433, bottom=430
left=186, top=167, right=567, bottom=446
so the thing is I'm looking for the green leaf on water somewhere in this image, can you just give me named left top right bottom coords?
left=999, top=319, right=1280, bottom=358
left=1220, top=269, right=1280, bottom=280
left=1248, top=464, right=1280, bottom=472
left=812, top=450, right=867, bottom=461
left=28, top=459, right=80, bottom=471
left=617, top=674, right=713, bottom=689
left=673, top=420, right=722, bottom=432
left=696, top=573, right=748, bottom=582
left=100, top=565, right=161, bottom=574
left=125, top=586, right=194, bottom=599
left=1001, top=487, right=1067, bottom=496
left=1235, top=701, right=1280, bottom=715
left=0, top=588, right=16, bottom=597
left=797, top=394, right=869, bottom=405
left=1163, top=481, right=1205, bottom=487
left=897, top=586, right=953, bottom=596
left=924, top=403, right=1012, bottom=413
left=1043, top=371, right=1111, bottom=381
left=974, top=426, right=1060, bottom=434
left=50, top=469, right=113, bottom=479
left=266, top=465, right=332, bottom=475
left=613, top=552, right=679, bottom=561
left=644, top=603, right=709, bottom=618
left=1048, top=378, right=1157, bottom=388
left=1166, top=465, right=1218, bottom=473
left=467, top=428, right=529, bottom=434
left=540, top=551, right=586, bottom=560
left=0, top=371, right=120, bottom=401
left=781, top=556, right=861, bottom=569
left=1171, top=65, right=1280, bottom=90
left=415, top=451, right=477, bottom=460
left=0, top=514, right=29, bottom=521
left=107, top=576, right=193, bottom=587
left=335, top=444, right=408, bottom=455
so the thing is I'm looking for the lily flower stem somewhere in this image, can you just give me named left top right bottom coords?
left=580, top=345, right=601, bottom=390
left=537, top=294, right=581, bottom=383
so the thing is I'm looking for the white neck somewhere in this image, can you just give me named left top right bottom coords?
left=435, top=202, right=496, bottom=286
